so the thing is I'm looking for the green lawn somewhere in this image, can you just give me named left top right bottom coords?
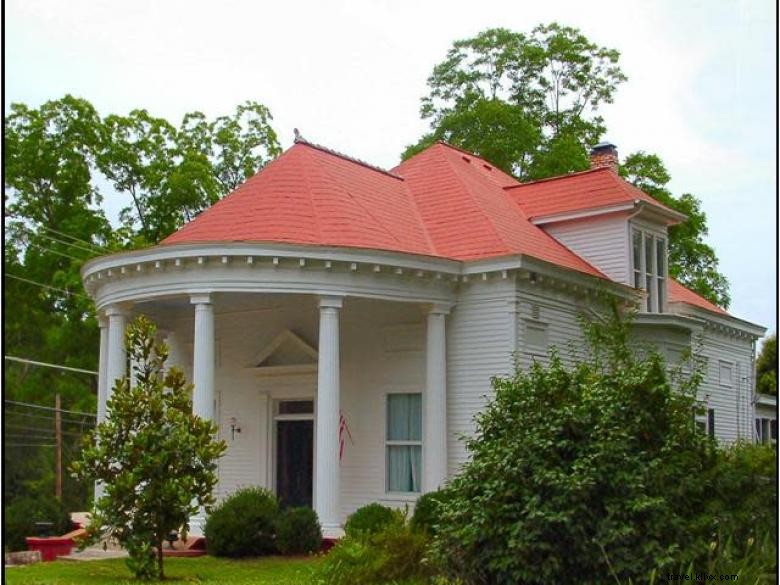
left=4, top=555, right=322, bottom=584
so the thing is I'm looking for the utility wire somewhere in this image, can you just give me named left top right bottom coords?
left=4, top=273, right=90, bottom=299
left=28, top=242, right=85, bottom=261
left=4, top=356, right=98, bottom=376
left=6, top=444, right=56, bottom=448
left=4, top=399, right=97, bottom=417
left=36, top=225, right=111, bottom=253
left=5, top=411, right=95, bottom=426
left=27, top=230, right=102, bottom=257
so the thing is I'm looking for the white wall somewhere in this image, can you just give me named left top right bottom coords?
left=445, top=278, right=517, bottom=475
left=544, top=214, right=631, bottom=285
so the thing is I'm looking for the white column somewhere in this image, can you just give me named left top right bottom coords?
left=95, top=314, right=110, bottom=501
left=96, top=315, right=109, bottom=424
left=423, top=303, right=450, bottom=493
left=105, top=306, right=128, bottom=405
left=189, top=294, right=215, bottom=536
left=315, top=296, right=343, bottom=537
left=191, top=294, right=215, bottom=421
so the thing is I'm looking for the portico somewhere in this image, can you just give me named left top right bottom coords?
left=85, top=244, right=458, bottom=538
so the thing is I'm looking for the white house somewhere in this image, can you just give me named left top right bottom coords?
left=81, top=139, right=766, bottom=538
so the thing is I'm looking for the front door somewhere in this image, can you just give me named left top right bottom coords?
left=275, top=419, right=314, bottom=508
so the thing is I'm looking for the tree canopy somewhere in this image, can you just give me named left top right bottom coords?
left=403, top=24, right=626, bottom=179
left=3, top=95, right=280, bottom=514
left=755, top=334, right=777, bottom=396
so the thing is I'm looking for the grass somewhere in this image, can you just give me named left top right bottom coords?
left=4, top=555, right=323, bottom=584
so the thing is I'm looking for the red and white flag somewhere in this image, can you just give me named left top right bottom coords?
left=339, top=410, right=354, bottom=462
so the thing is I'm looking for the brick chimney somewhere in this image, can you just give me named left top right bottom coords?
left=589, top=142, right=619, bottom=171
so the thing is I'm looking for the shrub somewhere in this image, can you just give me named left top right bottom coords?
left=410, top=489, right=452, bottom=536
left=4, top=496, right=73, bottom=552
left=708, top=442, right=777, bottom=548
left=275, top=506, right=322, bottom=555
left=205, top=487, right=279, bottom=557
left=317, top=512, right=432, bottom=585
left=429, top=307, right=715, bottom=585
left=343, top=503, right=398, bottom=539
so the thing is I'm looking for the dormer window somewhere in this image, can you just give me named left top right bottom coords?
left=632, top=227, right=667, bottom=312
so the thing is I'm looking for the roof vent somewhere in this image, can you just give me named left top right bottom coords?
left=589, top=142, right=619, bottom=172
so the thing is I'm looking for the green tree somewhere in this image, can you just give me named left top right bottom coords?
left=620, top=151, right=730, bottom=308
left=755, top=334, right=777, bottom=396
left=99, top=101, right=281, bottom=245
left=72, top=316, right=227, bottom=580
left=430, top=307, right=714, bottom=584
left=404, top=24, right=627, bottom=178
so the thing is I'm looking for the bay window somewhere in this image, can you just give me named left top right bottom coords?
left=631, top=227, right=667, bottom=313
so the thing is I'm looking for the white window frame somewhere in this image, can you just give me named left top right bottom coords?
left=755, top=417, right=777, bottom=445
left=384, top=391, right=423, bottom=496
left=630, top=227, right=667, bottom=313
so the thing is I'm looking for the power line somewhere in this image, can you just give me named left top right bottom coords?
left=5, top=410, right=95, bottom=426
left=4, top=425, right=88, bottom=438
left=5, top=444, right=56, bottom=448
left=36, top=225, right=111, bottom=253
left=28, top=241, right=85, bottom=261
left=4, top=399, right=96, bottom=417
left=15, top=225, right=104, bottom=256
left=4, top=273, right=91, bottom=299
left=4, top=356, right=98, bottom=376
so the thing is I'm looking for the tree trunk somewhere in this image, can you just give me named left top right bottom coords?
left=157, top=537, right=164, bottom=580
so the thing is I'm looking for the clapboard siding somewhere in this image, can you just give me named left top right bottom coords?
left=446, top=279, right=517, bottom=475
left=696, top=329, right=755, bottom=443
left=544, top=214, right=631, bottom=284
left=515, top=284, right=589, bottom=370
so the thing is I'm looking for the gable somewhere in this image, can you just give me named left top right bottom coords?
left=253, top=330, right=318, bottom=371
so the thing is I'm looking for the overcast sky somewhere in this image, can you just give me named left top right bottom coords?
left=5, top=0, right=777, bottom=336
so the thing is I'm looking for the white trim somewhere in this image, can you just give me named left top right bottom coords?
left=531, top=202, right=635, bottom=225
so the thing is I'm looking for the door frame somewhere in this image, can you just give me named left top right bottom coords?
left=271, top=398, right=315, bottom=505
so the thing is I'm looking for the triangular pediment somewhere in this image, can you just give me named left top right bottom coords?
left=253, top=330, right=318, bottom=369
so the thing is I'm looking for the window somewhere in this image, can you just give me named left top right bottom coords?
left=755, top=417, right=777, bottom=445
left=386, top=393, right=422, bottom=493
left=631, top=227, right=667, bottom=313
left=707, top=408, right=716, bottom=439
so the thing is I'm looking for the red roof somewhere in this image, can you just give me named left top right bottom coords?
left=505, top=167, right=681, bottom=221
left=161, top=139, right=728, bottom=316
left=163, top=140, right=604, bottom=278
left=667, top=278, right=728, bottom=315
left=163, top=143, right=435, bottom=257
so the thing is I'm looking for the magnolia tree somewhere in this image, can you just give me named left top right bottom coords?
left=73, top=316, right=226, bottom=580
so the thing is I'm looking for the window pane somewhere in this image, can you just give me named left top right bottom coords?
left=657, top=277, right=665, bottom=310
left=771, top=419, right=777, bottom=441
left=632, top=230, right=642, bottom=272
left=645, top=234, right=653, bottom=275
left=707, top=409, right=715, bottom=438
left=756, top=418, right=762, bottom=441
left=634, top=271, right=642, bottom=288
left=387, top=394, right=422, bottom=441
left=387, top=445, right=421, bottom=492
left=646, top=275, right=653, bottom=310
left=278, top=400, right=314, bottom=415
left=656, top=239, right=666, bottom=276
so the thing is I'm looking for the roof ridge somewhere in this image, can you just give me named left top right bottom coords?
left=297, top=147, right=324, bottom=244
left=505, top=166, right=612, bottom=190
left=294, top=137, right=404, bottom=180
